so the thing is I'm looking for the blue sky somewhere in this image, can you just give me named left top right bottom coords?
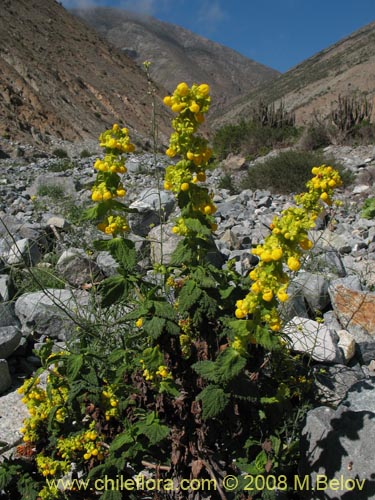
left=60, top=0, right=375, bottom=72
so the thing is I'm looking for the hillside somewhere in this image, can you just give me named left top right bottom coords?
left=212, top=20, right=375, bottom=127
left=0, top=0, right=172, bottom=149
left=72, top=7, right=279, bottom=114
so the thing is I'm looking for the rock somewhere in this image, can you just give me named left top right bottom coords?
left=46, top=215, right=71, bottom=230
left=149, top=223, right=181, bottom=265
left=3, top=238, right=42, bottom=266
left=293, top=272, right=331, bottom=313
left=0, top=359, right=12, bottom=394
left=312, top=364, right=366, bottom=406
left=0, top=387, right=29, bottom=454
left=0, top=326, right=22, bottom=359
left=284, top=317, right=344, bottom=363
left=221, top=154, right=246, bottom=172
left=299, top=379, right=375, bottom=499
left=129, top=188, right=175, bottom=236
left=0, top=274, right=15, bottom=303
left=15, top=288, right=89, bottom=340
left=337, top=329, right=356, bottom=362
left=0, top=303, right=18, bottom=328
left=329, top=282, right=375, bottom=337
left=56, top=248, right=105, bottom=286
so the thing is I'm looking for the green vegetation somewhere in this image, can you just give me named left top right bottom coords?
left=241, top=150, right=352, bottom=194
left=213, top=100, right=300, bottom=161
left=52, top=148, right=69, bottom=159
left=36, top=184, right=66, bottom=198
left=361, top=197, right=375, bottom=219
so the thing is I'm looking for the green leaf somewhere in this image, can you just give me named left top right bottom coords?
left=141, top=346, right=163, bottom=369
left=192, top=266, right=217, bottom=288
left=159, top=379, right=180, bottom=397
left=255, top=326, right=281, bottom=350
left=196, top=385, right=230, bottom=419
left=99, top=275, right=129, bottom=307
left=94, top=238, right=136, bottom=271
left=192, top=360, right=218, bottom=382
left=183, top=217, right=211, bottom=236
left=110, top=431, right=135, bottom=452
left=176, top=279, right=202, bottom=313
left=66, top=354, right=83, bottom=380
left=137, top=413, right=170, bottom=445
left=219, top=285, right=235, bottom=299
left=255, top=450, right=269, bottom=471
left=143, top=316, right=166, bottom=339
left=170, top=240, right=195, bottom=265
left=215, top=348, right=247, bottom=383
left=101, top=490, right=123, bottom=500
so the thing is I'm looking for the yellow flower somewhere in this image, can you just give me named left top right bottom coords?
left=287, top=257, right=301, bottom=272
left=180, top=182, right=190, bottom=191
left=135, top=318, right=143, bottom=328
left=176, top=82, right=189, bottom=97
left=262, top=289, right=273, bottom=302
left=197, top=84, right=210, bottom=96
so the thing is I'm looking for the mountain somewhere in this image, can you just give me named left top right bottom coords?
left=71, top=7, right=279, bottom=114
left=212, top=20, right=375, bottom=127
left=0, top=0, right=172, bottom=148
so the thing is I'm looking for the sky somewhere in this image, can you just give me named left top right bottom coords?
left=60, top=0, right=375, bottom=72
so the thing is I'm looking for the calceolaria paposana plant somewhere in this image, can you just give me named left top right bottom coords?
left=0, top=82, right=343, bottom=500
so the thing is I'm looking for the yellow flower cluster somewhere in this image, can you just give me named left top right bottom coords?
left=36, top=455, right=70, bottom=478
left=140, top=360, right=172, bottom=383
left=101, top=385, right=120, bottom=420
left=91, top=123, right=135, bottom=236
left=99, top=124, right=135, bottom=154
left=163, top=83, right=217, bottom=236
left=18, top=376, right=69, bottom=443
left=97, top=214, right=130, bottom=236
left=233, top=165, right=342, bottom=350
left=57, top=421, right=106, bottom=462
left=296, top=164, right=342, bottom=210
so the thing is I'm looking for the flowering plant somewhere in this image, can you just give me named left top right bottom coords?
left=1, top=83, right=343, bottom=500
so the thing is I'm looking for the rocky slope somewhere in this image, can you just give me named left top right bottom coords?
left=213, top=20, right=375, bottom=127
left=0, top=0, right=172, bottom=149
left=71, top=7, right=279, bottom=115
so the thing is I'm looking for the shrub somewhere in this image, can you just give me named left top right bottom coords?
left=299, top=122, right=331, bottom=150
left=213, top=120, right=299, bottom=161
left=47, top=159, right=75, bottom=172
left=241, top=149, right=351, bottom=194
left=36, top=183, right=65, bottom=198
left=361, top=197, right=375, bottom=219
left=52, top=148, right=69, bottom=158
left=80, top=149, right=92, bottom=158
left=218, top=173, right=238, bottom=194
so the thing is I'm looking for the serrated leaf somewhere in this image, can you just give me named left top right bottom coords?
left=255, top=326, right=281, bottom=350
left=66, top=354, right=83, bottom=380
left=183, top=218, right=211, bottom=237
left=110, top=431, right=135, bottom=452
left=170, top=240, right=194, bottom=265
left=99, top=275, right=129, bottom=307
left=196, top=385, right=230, bottom=419
left=192, top=360, right=218, bottom=382
left=228, top=319, right=254, bottom=339
left=178, top=280, right=202, bottom=312
left=137, top=416, right=170, bottom=445
left=143, top=316, right=166, bottom=339
left=192, top=267, right=217, bottom=288
left=215, top=348, right=247, bottom=383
